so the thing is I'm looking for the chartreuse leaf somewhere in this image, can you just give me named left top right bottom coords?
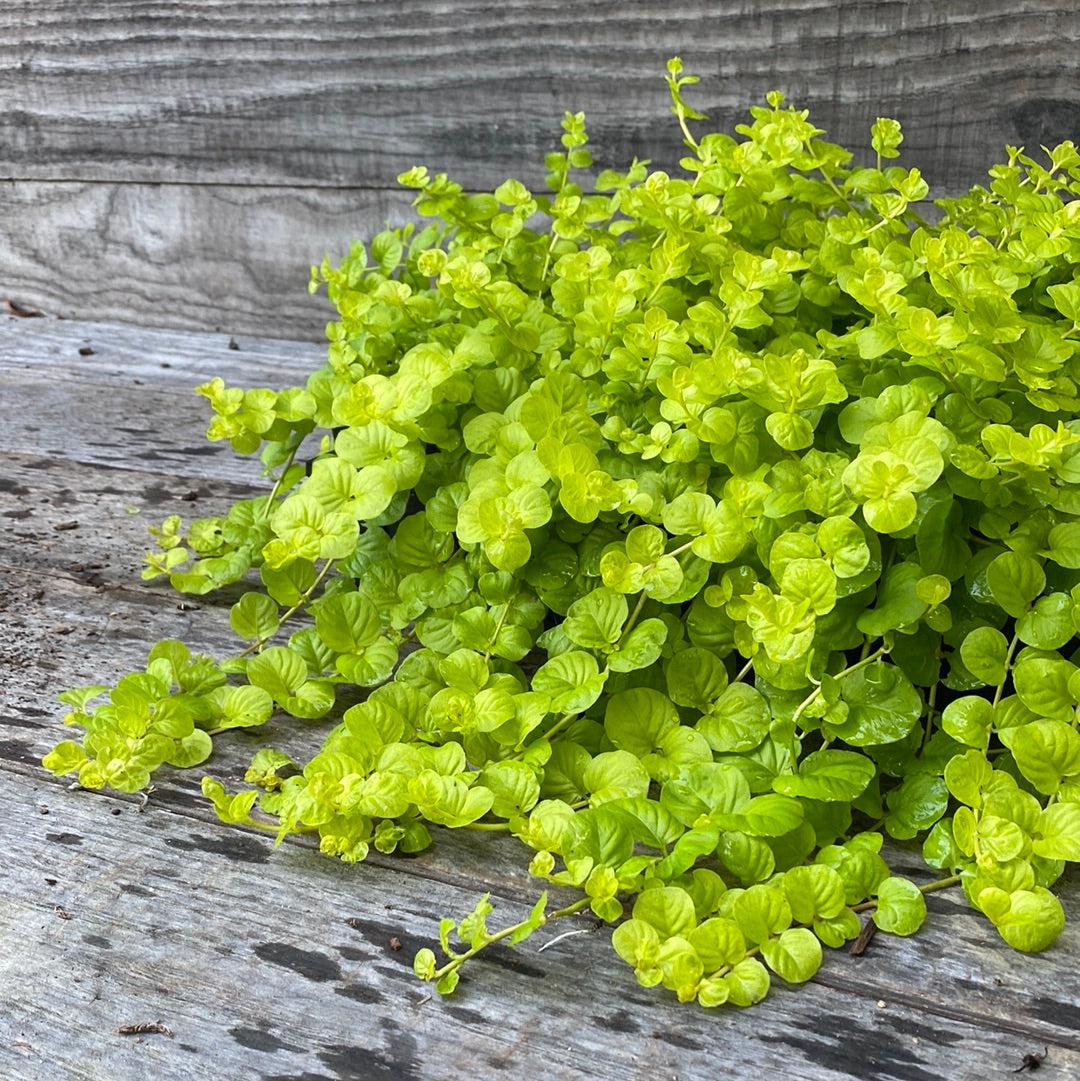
left=722, top=958, right=771, bottom=1007
left=44, top=58, right=1080, bottom=1013
left=761, top=927, right=822, bottom=984
left=944, top=749, right=994, bottom=808
left=611, top=918, right=661, bottom=974
left=564, top=587, right=626, bottom=650
left=884, top=774, right=948, bottom=840
left=1004, top=721, right=1080, bottom=795
left=782, top=865, right=846, bottom=923
left=941, top=697, right=993, bottom=750
left=828, top=661, right=922, bottom=746
left=666, top=647, right=728, bottom=710
left=207, top=684, right=275, bottom=731
left=583, top=751, right=650, bottom=805
left=977, top=887, right=1065, bottom=952
left=604, top=688, right=678, bottom=756
left=533, top=651, right=607, bottom=713
left=732, top=883, right=793, bottom=945
left=872, top=877, right=926, bottom=935
left=696, top=684, right=770, bottom=753
left=42, top=741, right=88, bottom=777
left=1012, top=658, right=1076, bottom=721
left=625, top=891, right=696, bottom=963
left=1046, top=523, right=1080, bottom=569
left=1017, top=594, right=1074, bottom=650
left=1033, top=802, right=1080, bottom=861
left=985, top=552, right=1045, bottom=618
left=718, top=832, right=776, bottom=886
left=959, top=627, right=1009, bottom=686
left=230, top=593, right=280, bottom=642
left=774, top=750, right=875, bottom=802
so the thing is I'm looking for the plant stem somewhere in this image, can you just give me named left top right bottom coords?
left=536, top=710, right=580, bottom=746
left=483, top=603, right=510, bottom=662
left=675, top=110, right=699, bottom=154
left=430, top=896, right=591, bottom=982
left=921, top=655, right=942, bottom=752
left=705, top=945, right=761, bottom=982
left=618, top=592, right=649, bottom=646
left=238, top=557, right=335, bottom=657
left=851, top=874, right=962, bottom=914
left=991, top=634, right=1020, bottom=707
left=259, top=441, right=301, bottom=522
left=808, top=148, right=859, bottom=214
left=919, top=874, right=962, bottom=894
left=791, top=644, right=889, bottom=727
left=843, top=645, right=889, bottom=677
left=536, top=233, right=559, bottom=295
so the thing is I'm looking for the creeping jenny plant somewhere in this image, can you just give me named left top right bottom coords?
left=45, top=60, right=1080, bottom=1007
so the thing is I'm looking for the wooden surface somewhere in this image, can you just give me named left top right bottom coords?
left=1, top=316, right=1079, bottom=1080
left=0, top=181, right=411, bottom=338
left=3, top=1, right=1080, bottom=338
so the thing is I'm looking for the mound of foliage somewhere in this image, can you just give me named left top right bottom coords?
left=45, top=60, right=1080, bottom=1008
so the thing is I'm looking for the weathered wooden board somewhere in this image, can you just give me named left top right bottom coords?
left=0, top=313, right=324, bottom=379
left=10, top=769, right=1077, bottom=1081
left=0, top=181, right=415, bottom=339
left=0, top=451, right=259, bottom=584
left=3, top=1, right=1078, bottom=191
left=4, top=2, right=1080, bottom=337
left=0, top=314, right=321, bottom=479
left=2, top=554, right=1078, bottom=1062
left=2, top=318, right=1080, bottom=1080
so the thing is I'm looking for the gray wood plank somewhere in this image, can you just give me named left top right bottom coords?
left=0, top=316, right=321, bottom=479
left=2, top=1, right=1078, bottom=193
left=0, top=452, right=261, bottom=585
left=0, top=182, right=414, bottom=339
left=0, top=314, right=325, bottom=379
left=10, top=769, right=1076, bottom=1081
left=3, top=569, right=1079, bottom=1081
left=4, top=545, right=1079, bottom=1049
left=0, top=384, right=273, bottom=483
left=0, top=454, right=259, bottom=596
left=4, top=317, right=1080, bottom=1077
left=5, top=2, right=1080, bottom=338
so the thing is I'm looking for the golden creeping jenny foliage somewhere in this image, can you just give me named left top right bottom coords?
left=45, top=60, right=1080, bottom=1005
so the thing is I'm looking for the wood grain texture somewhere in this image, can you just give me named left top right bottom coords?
left=9, top=771, right=1078, bottom=1081
left=4, top=2, right=1080, bottom=338
left=0, top=181, right=414, bottom=339
left=2, top=316, right=1080, bottom=1079
left=0, top=312, right=325, bottom=378
left=0, top=314, right=321, bottom=479
left=2, top=569, right=1079, bottom=1081
left=2, top=0, right=1078, bottom=192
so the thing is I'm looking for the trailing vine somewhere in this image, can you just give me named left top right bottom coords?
left=45, top=60, right=1080, bottom=1007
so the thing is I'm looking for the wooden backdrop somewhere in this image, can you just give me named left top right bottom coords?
left=2, top=1, right=1078, bottom=341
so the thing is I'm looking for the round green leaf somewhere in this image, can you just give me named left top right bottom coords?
left=604, top=688, right=679, bottom=756
left=872, top=876, right=926, bottom=936
left=829, top=662, right=922, bottom=746
left=632, top=887, right=697, bottom=938
left=773, top=750, right=876, bottom=802
left=959, top=626, right=1009, bottom=686
left=533, top=651, right=607, bottom=713
left=985, top=551, right=1045, bottom=617
left=761, top=926, right=822, bottom=984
